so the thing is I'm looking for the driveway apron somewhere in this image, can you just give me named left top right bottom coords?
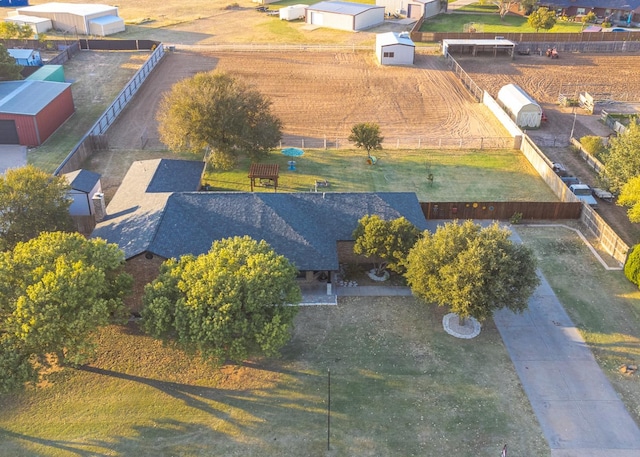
left=494, top=272, right=640, bottom=457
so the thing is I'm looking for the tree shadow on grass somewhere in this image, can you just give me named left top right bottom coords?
left=0, top=419, right=228, bottom=457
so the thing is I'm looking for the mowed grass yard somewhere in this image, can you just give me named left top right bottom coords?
left=203, top=148, right=558, bottom=202
left=516, top=225, right=640, bottom=425
left=0, top=298, right=549, bottom=457
left=420, top=13, right=585, bottom=33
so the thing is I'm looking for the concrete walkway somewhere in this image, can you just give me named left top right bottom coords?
left=494, top=273, right=640, bottom=456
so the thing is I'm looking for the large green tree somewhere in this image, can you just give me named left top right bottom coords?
left=0, top=165, right=74, bottom=251
left=142, top=236, right=300, bottom=365
left=0, top=22, right=32, bottom=40
left=352, top=215, right=420, bottom=276
left=617, top=175, right=640, bottom=222
left=405, top=220, right=539, bottom=322
left=348, top=123, right=383, bottom=160
left=157, top=71, right=282, bottom=170
left=0, top=232, right=132, bottom=391
left=0, top=43, right=22, bottom=81
left=527, top=7, right=557, bottom=31
left=601, top=122, right=640, bottom=193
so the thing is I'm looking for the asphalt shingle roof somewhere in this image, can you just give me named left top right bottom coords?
left=91, top=159, right=428, bottom=270
left=64, top=169, right=100, bottom=193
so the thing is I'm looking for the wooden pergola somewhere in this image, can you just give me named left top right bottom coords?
left=248, top=163, right=279, bottom=192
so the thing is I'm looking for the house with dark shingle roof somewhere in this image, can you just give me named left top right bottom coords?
left=539, top=0, right=640, bottom=25
left=91, top=159, right=429, bottom=308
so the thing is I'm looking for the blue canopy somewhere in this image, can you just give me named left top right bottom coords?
left=281, top=147, right=304, bottom=157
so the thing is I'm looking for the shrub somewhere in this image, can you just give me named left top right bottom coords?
left=580, top=135, right=608, bottom=162
left=624, top=244, right=640, bottom=287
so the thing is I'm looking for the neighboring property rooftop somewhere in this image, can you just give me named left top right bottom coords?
left=91, top=159, right=429, bottom=271
left=17, top=2, right=118, bottom=15
left=307, top=1, right=384, bottom=14
left=0, top=80, right=72, bottom=116
left=377, top=31, right=414, bottom=47
left=7, top=49, right=37, bottom=60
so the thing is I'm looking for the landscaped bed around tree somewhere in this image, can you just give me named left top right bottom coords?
left=0, top=297, right=549, bottom=457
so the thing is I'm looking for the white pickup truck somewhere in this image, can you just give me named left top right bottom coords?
left=569, top=184, right=598, bottom=207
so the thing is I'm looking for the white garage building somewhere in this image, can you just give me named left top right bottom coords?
left=306, top=1, right=385, bottom=31
left=4, top=14, right=53, bottom=35
left=376, top=31, right=414, bottom=65
left=16, top=3, right=125, bottom=36
left=497, top=84, right=542, bottom=129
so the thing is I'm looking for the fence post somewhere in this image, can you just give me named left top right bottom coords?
left=418, top=138, right=421, bottom=149
left=396, top=139, right=400, bottom=149
left=302, top=138, right=304, bottom=149
left=324, top=135, right=327, bottom=149
left=480, top=137, right=483, bottom=149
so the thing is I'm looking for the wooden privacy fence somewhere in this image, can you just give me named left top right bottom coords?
left=421, top=201, right=582, bottom=221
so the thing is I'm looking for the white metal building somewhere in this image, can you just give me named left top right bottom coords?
left=376, top=31, right=415, bottom=65
left=16, top=3, right=125, bottom=36
left=497, top=84, right=542, bottom=129
left=306, top=1, right=385, bottom=31
left=4, top=14, right=53, bottom=35
left=375, top=0, right=440, bottom=19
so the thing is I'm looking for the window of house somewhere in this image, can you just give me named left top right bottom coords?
left=577, top=7, right=586, bottom=15
left=383, top=52, right=394, bottom=58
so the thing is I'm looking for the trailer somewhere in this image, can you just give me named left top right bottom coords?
left=280, top=4, right=308, bottom=20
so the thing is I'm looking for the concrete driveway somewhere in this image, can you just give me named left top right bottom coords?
left=494, top=272, right=640, bottom=457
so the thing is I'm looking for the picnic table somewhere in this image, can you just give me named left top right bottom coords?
left=593, top=188, right=615, bottom=202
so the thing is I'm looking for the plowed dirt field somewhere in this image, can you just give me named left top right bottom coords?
left=106, top=50, right=509, bottom=151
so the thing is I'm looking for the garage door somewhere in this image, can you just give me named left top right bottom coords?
left=310, top=11, right=324, bottom=25
left=0, top=120, right=19, bottom=144
left=408, top=4, right=422, bottom=19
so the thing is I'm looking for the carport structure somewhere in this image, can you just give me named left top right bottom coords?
left=442, top=38, right=516, bottom=58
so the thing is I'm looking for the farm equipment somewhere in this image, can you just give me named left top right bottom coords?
left=546, top=48, right=559, bottom=59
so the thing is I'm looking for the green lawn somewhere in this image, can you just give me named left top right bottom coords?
left=420, top=13, right=585, bottom=33
left=456, top=3, right=499, bottom=13
left=0, top=298, right=549, bottom=456
left=516, top=225, right=640, bottom=425
left=203, top=148, right=559, bottom=202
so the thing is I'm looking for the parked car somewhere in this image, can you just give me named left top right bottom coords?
left=561, top=176, right=580, bottom=186
left=552, top=162, right=568, bottom=177
left=569, top=183, right=598, bottom=207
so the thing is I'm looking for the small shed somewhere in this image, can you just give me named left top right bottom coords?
left=306, top=1, right=385, bottom=31
left=26, top=65, right=65, bottom=82
left=376, top=31, right=415, bottom=65
left=8, top=48, right=42, bottom=66
left=280, top=4, right=308, bottom=20
left=88, top=14, right=124, bottom=35
left=497, top=84, right=542, bottom=129
left=4, top=14, right=52, bottom=34
left=64, top=169, right=102, bottom=216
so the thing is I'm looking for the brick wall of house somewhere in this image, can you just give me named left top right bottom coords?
left=124, top=253, right=165, bottom=314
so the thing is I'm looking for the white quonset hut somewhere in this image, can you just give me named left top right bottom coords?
left=16, top=3, right=125, bottom=36
left=376, top=31, right=415, bottom=65
left=4, top=14, right=53, bottom=35
left=497, top=83, right=542, bottom=129
left=306, top=1, right=385, bottom=31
